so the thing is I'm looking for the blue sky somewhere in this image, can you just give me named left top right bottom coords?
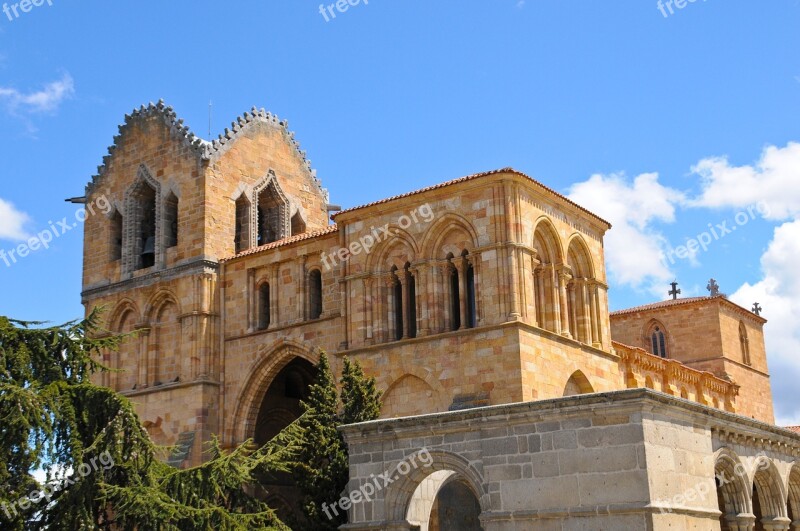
left=1, top=1, right=799, bottom=422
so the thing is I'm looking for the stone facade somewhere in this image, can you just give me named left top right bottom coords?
left=340, top=389, right=800, bottom=531
left=77, top=103, right=781, bottom=527
left=611, top=297, right=773, bottom=423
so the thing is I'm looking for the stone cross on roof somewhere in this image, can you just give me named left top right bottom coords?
left=752, top=302, right=763, bottom=316
left=707, top=279, right=721, bottom=297
left=668, top=281, right=681, bottom=300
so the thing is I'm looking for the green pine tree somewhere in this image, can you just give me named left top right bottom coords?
left=340, top=357, right=382, bottom=425
left=0, top=311, right=292, bottom=531
left=292, top=354, right=382, bottom=530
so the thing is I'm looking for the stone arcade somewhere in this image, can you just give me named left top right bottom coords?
left=76, top=101, right=798, bottom=529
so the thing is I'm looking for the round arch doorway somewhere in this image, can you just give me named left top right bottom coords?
left=252, top=357, right=317, bottom=526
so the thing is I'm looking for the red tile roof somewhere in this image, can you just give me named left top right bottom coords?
left=220, top=225, right=339, bottom=263
left=611, top=295, right=767, bottom=323
left=786, top=426, right=800, bottom=434
left=610, top=297, right=712, bottom=316
left=331, top=167, right=611, bottom=227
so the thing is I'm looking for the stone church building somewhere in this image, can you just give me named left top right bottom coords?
left=77, top=101, right=800, bottom=530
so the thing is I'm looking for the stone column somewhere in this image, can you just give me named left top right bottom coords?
left=299, top=254, right=308, bottom=322
left=438, top=262, right=451, bottom=333
left=558, top=268, right=572, bottom=339
left=568, top=282, right=578, bottom=340
left=550, top=265, right=562, bottom=335
left=472, top=252, right=482, bottom=326
left=535, top=266, right=546, bottom=329
left=581, top=279, right=592, bottom=344
left=413, top=263, right=429, bottom=336
left=364, top=277, right=375, bottom=345
left=383, top=273, right=397, bottom=342
left=530, top=257, right=541, bottom=327
left=270, top=265, right=279, bottom=327
left=589, top=281, right=600, bottom=347
left=762, top=517, right=792, bottom=531
left=507, top=245, right=521, bottom=320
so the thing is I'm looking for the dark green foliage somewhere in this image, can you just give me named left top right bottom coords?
left=0, top=311, right=291, bottom=531
left=292, top=354, right=382, bottom=530
left=340, top=357, right=382, bottom=425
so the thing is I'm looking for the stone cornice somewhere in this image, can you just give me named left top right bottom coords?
left=81, top=258, right=218, bottom=302
left=339, top=388, right=800, bottom=450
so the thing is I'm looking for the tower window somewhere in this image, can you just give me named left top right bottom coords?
left=405, top=263, right=417, bottom=339
left=110, top=210, right=123, bottom=262
left=464, top=251, right=477, bottom=329
left=133, top=182, right=157, bottom=270
left=392, top=267, right=403, bottom=341
left=739, top=322, right=751, bottom=366
left=448, top=258, right=461, bottom=331
left=650, top=326, right=667, bottom=358
left=257, top=180, right=288, bottom=245
left=258, top=283, right=271, bottom=330
left=309, top=269, right=323, bottom=320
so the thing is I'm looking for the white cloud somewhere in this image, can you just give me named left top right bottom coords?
left=0, top=72, right=74, bottom=115
left=729, top=220, right=800, bottom=425
left=0, top=197, right=30, bottom=241
left=568, top=172, right=685, bottom=293
left=690, top=142, right=800, bottom=220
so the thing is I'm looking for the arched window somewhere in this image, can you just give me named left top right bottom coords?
left=739, top=322, right=751, bottom=366
left=448, top=255, right=461, bottom=331
left=256, top=179, right=289, bottom=245
left=258, top=283, right=271, bottom=330
left=234, top=194, right=250, bottom=253
left=463, top=251, right=477, bottom=329
left=110, top=210, right=123, bottom=262
left=650, top=326, right=668, bottom=358
left=308, top=269, right=323, bottom=320
left=405, top=263, right=417, bottom=339
left=164, top=192, right=179, bottom=249
left=391, top=267, right=403, bottom=341
left=133, top=181, right=157, bottom=270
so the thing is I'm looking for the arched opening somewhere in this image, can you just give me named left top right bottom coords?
left=566, top=238, right=596, bottom=344
left=308, top=269, right=323, bottom=320
left=448, top=254, right=461, bottom=331
left=740, top=321, right=752, bottom=366
left=153, top=301, right=180, bottom=386
left=132, top=181, right=157, bottom=270
left=405, top=262, right=417, bottom=339
left=252, top=357, right=317, bottom=525
left=406, top=470, right=483, bottom=531
left=645, top=376, right=655, bottom=390
left=164, top=192, right=178, bottom=249
left=563, top=371, right=594, bottom=397
left=114, top=310, right=138, bottom=391
left=258, top=283, right=271, bottom=330
left=256, top=179, right=289, bottom=246
left=532, top=220, right=562, bottom=334
left=752, top=459, right=788, bottom=531
left=110, top=210, right=123, bottom=262
left=788, top=465, right=800, bottom=528
left=645, top=320, right=669, bottom=359
left=391, top=266, right=404, bottom=341
left=715, top=451, right=751, bottom=531
left=234, top=194, right=250, bottom=253
left=463, top=250, right=476, bottom=329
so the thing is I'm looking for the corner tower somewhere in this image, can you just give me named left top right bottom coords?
left=79, top=101, right=328, bottom=465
